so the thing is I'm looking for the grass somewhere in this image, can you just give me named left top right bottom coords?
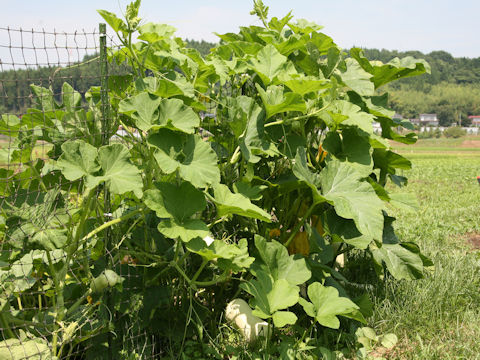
left=367, top=138, right=480, bottom=359
left=392, top=135, right=480, bottom=154
left=0, top=138, right=52, bottom=167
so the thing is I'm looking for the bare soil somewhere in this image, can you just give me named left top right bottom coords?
left=461, top=140, right=480, bottom=148
left=465, top=233, right=480, bottom=250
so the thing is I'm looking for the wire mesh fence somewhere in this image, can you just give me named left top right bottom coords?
left=0, top=25, right=149, bottom=359
left=0, top=22, right=251, bottom=359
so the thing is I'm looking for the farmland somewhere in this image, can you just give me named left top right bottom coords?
left=367, top=137, right=480, bottom=359
left=1, top=0, right=479, bottom=358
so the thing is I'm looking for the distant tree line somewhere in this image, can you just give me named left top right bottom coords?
left=2, top=40, right=480, bottom=127
left=0, top=53, right=102, bottom=114
left=185, top=39, right=216, bottom=57
left=360, top=48, right=480, bottom=126
left=387, top=83, right=480, bottom=127
left=0, top=40, right=216, bottom=115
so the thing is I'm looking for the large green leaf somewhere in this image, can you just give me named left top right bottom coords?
left=57, top=140, right=100, bottom=181
left=292, top=147, right=325, bottom=204
left=186, top=237, right=254, bottom=272
left=236, top=97, right=278, bottom=163
left=288, top=19, right=324, bottom=35
left=252, top=236, right=311, bottom=286
left=320, top=160, right=385, bottom=240
left=371, top=216, right=425, bottom=280
left=175, top=134, right=220, bottom=187
left=118, top=92, right=161, bottom=132
left=273, top=34, right=307, bottom=56
left=350, top=48, right=430, bottom=88
left=256, top=84, right=306, bottom=119
left=338, top=58, right=374, bottom=96
left=223, top=96, right=251, bottom=137
left=322, top=128, right=373, bottom=177
left=373, top=149, right=412, bottom=175
left=9, top=251, right=39, bottom=292
left=144, top=181, right=208, bottom=242
left=136, top=73, right=194, bottom=98
left=143, top=181, right=206, bottom=221
left=220, top=40, right=263, bottom=57
left=32, top=228, right=68, bottom=251
left=323, top=209, right=372, bottom=249
left=233, top=182, right=267, bottom=201
left=156, top=98, right=200, bottom=133
left=30, top=84, right=56, bottom=112
left=0, top=337, right=52, bottom=360
left=97, top=9, right=127, bottom=34
left=119, top=94, right=199, bottom=133
left=148, top=129, right=220, bottom=188
left=282, top=76, right=330, bottom=96
left=376, top=117, right=417, bottom=144
left=240, top=272, right=299, bottom=327
left=272, top=311, right=298, bottom=328
left=371, top=243, right=424, bottom=280
left=327, top=100, right=375, bottom=134
left=87, top=144, right=143, bottom=198
left=138, top=22, right=176, bottom=42
left=248, top=44, right=297, bottom=84
left=211, top=184, right=271, bottom=222
left=362, top=94, right=396, bottom=119
left=299, top=282, right=359, bottom=329
left=157, top=219, right=209, bottom=243
left=62, top=82, right=82, bottom=112
left=0, top=114, right=21, bottom=137
left=268, top=12, right=294, bottom=32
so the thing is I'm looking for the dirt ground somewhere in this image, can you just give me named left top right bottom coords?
left=461, top=140, right=480, bottom=148
left=466, top=233, right=480, bottom=250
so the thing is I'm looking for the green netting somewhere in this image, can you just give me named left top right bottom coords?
left=0, top=25, right=152, bottom=359
left=0, top=24, right=241, bottom=360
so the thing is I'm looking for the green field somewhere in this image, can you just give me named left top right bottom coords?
left=393, top=135, right=480, bottom=155
left=368, top=138, right=480, bottom=359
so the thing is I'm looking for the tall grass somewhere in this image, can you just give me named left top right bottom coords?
left=370, top=153, right=480, bottom=359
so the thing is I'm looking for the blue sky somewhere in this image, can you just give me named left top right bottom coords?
left=1, top=0, right=479, bottom=68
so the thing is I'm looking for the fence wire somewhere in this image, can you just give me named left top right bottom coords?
left=0, top=23, right=245, bottom=359
left=0, top=25, right=131, bottom=360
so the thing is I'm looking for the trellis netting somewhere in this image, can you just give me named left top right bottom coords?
left=0, top=25, right=167, bottom=359
left=0, top=5, right=433, bottom=357
left=0, top=22, right=245, bottom=359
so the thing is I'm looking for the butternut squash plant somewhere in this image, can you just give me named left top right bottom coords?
left=0, top=0, right=432, bottom=358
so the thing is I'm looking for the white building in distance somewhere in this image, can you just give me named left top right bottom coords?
left=410, top=114, right=439, bottom=127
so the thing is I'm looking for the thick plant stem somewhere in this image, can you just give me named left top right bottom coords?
left=51, top=189, right=95, bottom=357
left=264, top=102, right=332, bottom=128
left=65, top=290, right=91, bottom=317
left=146, top=252, right=188, bottom=286
left=28, top=162, right=48, bottom=192
left=193, top=270, right=230, bottom=287
left=191, top=259, right=208, bottom=282
left=0, top=312, right=15, bottom=338
left=81, top=208, right=143, bottom=242
left=46, top=250, right=60, bottom=357
left=284, top=204, right=316, bottom=248
left=173, top=262, right=195, bottom=289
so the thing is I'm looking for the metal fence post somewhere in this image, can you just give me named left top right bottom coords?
left=99, top=22, right=112, bottom=254
left=99, top=23, right=109, bottom=145
left=99, top=22, right=111, bottom=257
left=99, top=22, right=114, bottom=360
